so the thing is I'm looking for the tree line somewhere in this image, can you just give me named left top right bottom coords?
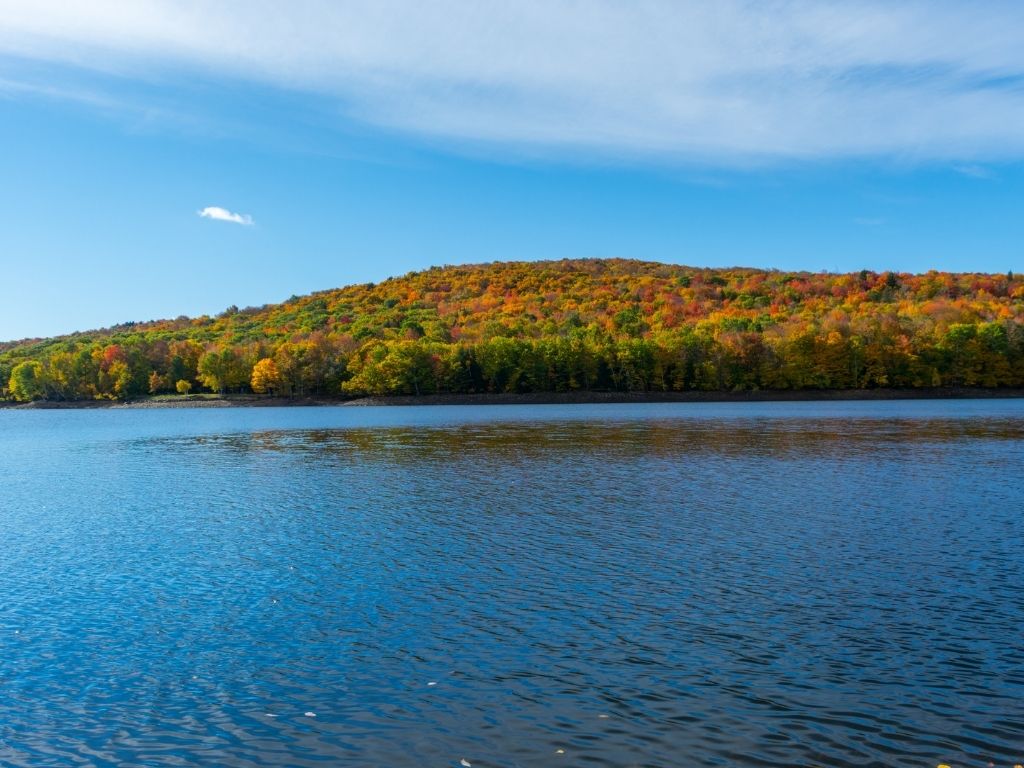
left=3, top=259, right=1024, bottom=401
left=5, top=320, right=1024, bottom=402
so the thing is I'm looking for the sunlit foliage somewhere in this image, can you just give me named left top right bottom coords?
left=4, top=259, right=1024, bottom=401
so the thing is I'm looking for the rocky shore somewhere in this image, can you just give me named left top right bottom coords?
left=3, top=387, right=1024, bottom=409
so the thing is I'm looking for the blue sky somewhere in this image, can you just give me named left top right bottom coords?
left=1, top=1, right=1023, bottom=340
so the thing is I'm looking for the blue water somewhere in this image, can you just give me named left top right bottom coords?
left=0, top=401, right=1022, bottom=767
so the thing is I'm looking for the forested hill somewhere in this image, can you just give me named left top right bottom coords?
left=3, top=258, right=1024, bottom=401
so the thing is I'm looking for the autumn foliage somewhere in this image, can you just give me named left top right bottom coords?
left=4, top=259, right=1024, bottom=401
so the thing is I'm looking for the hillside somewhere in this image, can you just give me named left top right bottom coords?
left=3, top=258, right=1024, bottom=401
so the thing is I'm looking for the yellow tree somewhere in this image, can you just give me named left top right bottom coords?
left=9, top=361, right=47, bottom=402
left=251, top=357, right=283, bottom=395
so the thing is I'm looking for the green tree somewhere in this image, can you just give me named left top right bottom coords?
left=198, top=349, right=249, bottom=393
left=9, top=361, right=47, bottom=402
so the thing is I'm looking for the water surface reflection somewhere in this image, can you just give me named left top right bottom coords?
left=0, top=404, right=1022, bottom=766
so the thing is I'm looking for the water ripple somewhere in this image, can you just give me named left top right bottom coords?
left=0, top=402, right=1022, bottom=766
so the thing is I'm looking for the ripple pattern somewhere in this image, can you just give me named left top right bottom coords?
left=0, top=402, right=1022, bottom=767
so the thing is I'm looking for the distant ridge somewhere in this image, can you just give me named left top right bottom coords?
left=3, top=258, right=1023, bottom=401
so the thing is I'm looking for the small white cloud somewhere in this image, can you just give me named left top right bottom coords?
left=198, top=206, right=253, bottom=226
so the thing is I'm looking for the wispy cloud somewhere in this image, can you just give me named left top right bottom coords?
left=0, top=75, right=118, bottom=109
left=198, top=206, right=253, bottom=226
left=2, top=1, right=1024, bottom=163
left=953, top=164, right=996, bottom=180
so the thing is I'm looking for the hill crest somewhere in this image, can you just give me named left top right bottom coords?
left=3, top=258, right=1023, bottom=401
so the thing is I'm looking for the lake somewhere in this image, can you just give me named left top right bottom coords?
left=1, top=401, right=1022, bottom=767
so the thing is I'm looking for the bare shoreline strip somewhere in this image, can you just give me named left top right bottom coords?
left=3, top=387, right=1024, bottom=409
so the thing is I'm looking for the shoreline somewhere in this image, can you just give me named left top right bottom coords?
left=3, top=387, right=1024, bottom=409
